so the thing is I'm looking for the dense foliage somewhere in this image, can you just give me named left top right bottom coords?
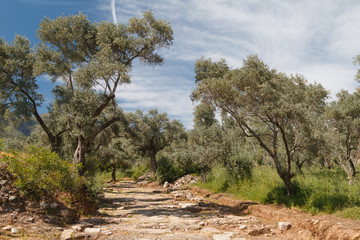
left=0, top=146, right=95, bottom=213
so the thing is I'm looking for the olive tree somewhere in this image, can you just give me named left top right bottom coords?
left=127, top=109, right=185, bottom=178
left=192, top=55, right=328, bottom=195
left=1, top=11, right=173, bottom=175
left=188, top=103, right=228, bottom=181
left=0, top=36, right=69, bottom=153
left=326, top=90, right=360, bottom=184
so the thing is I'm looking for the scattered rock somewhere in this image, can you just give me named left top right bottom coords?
left=180, top=203, right=197, bottom=209
left=163, top=182, right=169, bottom=188
left=238, top=225, right=247, bottom=230
left=278, top=222, right=292, bottom=231
left=39, top=201, right=48, bottom=209
left=213, top=233, right=234, bottom=240
left=174, top=192, right=187, bottom=201
left=186, top=192, right=193, bottom=200
left=8, top=195, right=17, bottom=202
left=198, top=221, right=205, bottom=226
left=173, top=175, right=200, bottom=189
left=164, top=188, right=172, bottom=193
left=10, top=227, right=19, bottom=234
left=71, top=223, right=93, bottom=232
left=84, top=227, right=101, bottom=234
left=200, top=227, right=221, bottom=234
left=50, top=202, right=59, bottom=209
left=248, top=226, right=271, bottom=236
left=71, top=225, right=82, bottom=231
left=137, top=181, right=148, bottom=187
left=0, top=180, right=8, bottom=185
left=60, top=229, right=75, bottom=240
left=136, top=173, right=152, bottom=182
left=25, top=216, right=35, bottom=223
left=2, top=225, right=12, bottom=231
left=198, top=201, right=210, bottom=207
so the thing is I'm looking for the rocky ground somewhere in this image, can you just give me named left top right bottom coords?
left=1, top=176, right=360, bottom=239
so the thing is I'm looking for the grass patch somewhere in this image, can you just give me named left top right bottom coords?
left=198, top=165, right=360, bottom=220
left=95, top=169, right=133, bottom=184
left=336, top=206, right=360, bottom=220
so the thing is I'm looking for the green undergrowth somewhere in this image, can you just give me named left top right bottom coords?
left=198, top=165, right=360, bottom=220
left=1, top=146, right=98, bottom=214
left=95, top=169, right=133, bottom=184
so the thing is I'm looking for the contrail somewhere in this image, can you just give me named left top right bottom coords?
left=111, top=0, right=117, bottom=24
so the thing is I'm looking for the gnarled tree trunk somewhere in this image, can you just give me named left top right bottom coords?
left=73, top=135, right=87, bottom=176
left=111, top=163, right=117, bottom=182
left=150, top=153, right=157, bottom=180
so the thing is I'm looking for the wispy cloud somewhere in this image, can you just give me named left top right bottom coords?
left=94, top=0, right=360, bottom=128
left=111, top=0, right=117, bottom=24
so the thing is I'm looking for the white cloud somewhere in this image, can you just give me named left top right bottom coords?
left=111, top=0, right=117, bottom=24
left=93, top=0, right=360, bottom=128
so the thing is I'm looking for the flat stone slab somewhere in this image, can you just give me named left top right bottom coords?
left=213, top=233, right=233, bottom=240
left=200, top=227, right=222, bottom=234
left=134, top=228, right=172, bottom=234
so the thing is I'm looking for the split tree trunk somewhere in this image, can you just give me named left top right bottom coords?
left=73, top=136, right=87, bottom=176
left=341, top=158, right=357, bottom=185
left=273, top=158, right=294, bottom=196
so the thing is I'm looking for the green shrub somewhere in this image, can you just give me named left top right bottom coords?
left=264, top=181, right=310, bottom=207
left=1, top=146, right=83, bottom=201
left=131, top=164, right=148, bottom=181
left=198, top=165, right=237, bottom=193
left=0, top=138, right=4, bottom=151
left=225, top=152, right=253, bottom=181
left=156, top=156, right=185, bottom=184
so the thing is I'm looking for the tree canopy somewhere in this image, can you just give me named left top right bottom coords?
left=193, top=55, right=328, bottom=195
left=0, top=11, right=174, bottom=175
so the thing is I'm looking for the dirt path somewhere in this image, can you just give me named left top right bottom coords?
left=72, top=180, right=314, bottom=240
left=3, top=179, right=359, bottom=239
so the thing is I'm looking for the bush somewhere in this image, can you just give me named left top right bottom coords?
left=198, top=164, right=238, bottom=193
left=225, top=153, right=253, bottom=181
left=1, top=146, right=83, bottom=201
left=264, top=181, right=310, bottom=208
left=131, top=164, right=148, bottom=181
left=156, top=156, right=185, bottom=184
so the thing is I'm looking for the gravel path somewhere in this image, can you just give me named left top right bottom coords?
left=69, top=180, right=311, bottom=240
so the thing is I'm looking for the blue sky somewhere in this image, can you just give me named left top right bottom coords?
left=2, top=0, right=360, bottom=128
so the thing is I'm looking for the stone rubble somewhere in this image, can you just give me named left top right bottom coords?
left=278, top=221, right=292, bottom=231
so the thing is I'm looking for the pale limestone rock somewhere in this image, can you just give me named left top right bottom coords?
left=238, top=224, right=247, bottom=230
left=84, top=227, right=101, bottom=233
left=200, top=227, right=221, bottom=234
left=60, top=230, right=75, bottom=240
left=213, top=233, right=234, bottom=240
left=2, top=225, right=12, bottom=231
left=278, top=222, right=292, bottom=231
